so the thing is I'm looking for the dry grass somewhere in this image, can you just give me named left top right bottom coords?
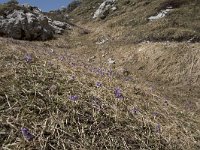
left=0, top=0, right=200, bottom=149
left=60, top=26, right=200, bottom=114
left=0, top=3, right=31, bottom=15
left=0, top=35, right=199, bottom=149
left=70, top=0, right=200, bottom=43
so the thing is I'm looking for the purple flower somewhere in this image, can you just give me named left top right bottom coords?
left=114, top=88, right=124, bottom=99
left=21, top=127, right=34, bottom=141
left=155, top=124, right=161, bottom=133
left=24, top=54, right=32, bottom=63
left=96, top=68, right=103, bottom=76
left=96, top=82, right=102, bottom=88
left=69, top=95, right=78, bottom=101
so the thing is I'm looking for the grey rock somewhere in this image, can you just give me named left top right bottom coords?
left=111, top=6, right=117, bottom=11
left=0, top=6, right=71, bottom=40
left=93, top=0, right=116, bottom=19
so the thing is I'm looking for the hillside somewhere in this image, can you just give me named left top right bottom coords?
left=0, top=0, right=200, bottom=149
left=69, top=0, right=200, bottom=42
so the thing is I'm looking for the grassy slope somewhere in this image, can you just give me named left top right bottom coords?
left=0, top=36, right=199, bottom=149
left=0, top=3, right=31, bottom=15
left=70, top=0, right=200, bottom=42
left=59, top=27, right=200, bottom=119
left=66, top=0, right=200, bottom=114
left=0, top=0, right=200, bottom=149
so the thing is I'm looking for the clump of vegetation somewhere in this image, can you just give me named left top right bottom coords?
left=67, top=0, right=81, bottom=13
left=68, top=0, right=103, bottom=22
left=0, top=1, right=32, bottom=17
left=6, top=0, right=19, bottom=5
left=45, top=0, right=81, bottom=22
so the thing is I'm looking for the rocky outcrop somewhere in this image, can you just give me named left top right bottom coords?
left=93, top=0, right=117, bottom=19
left=0, top=4, right=71, bottom=40
left=148, top=6, right=173, bottom=21
left=49, top=20, right=72, bottom=34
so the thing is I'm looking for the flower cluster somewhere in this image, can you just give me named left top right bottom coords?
left=24, top=54, right=32, bottom=63
left=96, top=82, right=102, bottom=87
left=114, top=88, right=124, bottom=99
left=69, top=95, right=78, bottom=101
left=21, top=127, right=34, bottom=141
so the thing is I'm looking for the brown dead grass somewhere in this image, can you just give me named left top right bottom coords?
left=0, top=0, right=200, bottom=149
left=69, top=0, right=200, bottom=43
left=0, top=34, right=199, bottom=149
left=61, top=25, right=200, bottom=113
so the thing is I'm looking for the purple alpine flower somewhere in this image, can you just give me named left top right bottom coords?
left=114, top=88, right=124, bottom=99
left=24, top=54, right=32, bottom=63
left=69, top=95, right=78, bottom=101
left=96, top=82, right=102, bottom=88
left=155, top=124, right=161, bottom=133
left=21, top=127, right=34, bottom=141
left=96, top=68, right=103, bottom=76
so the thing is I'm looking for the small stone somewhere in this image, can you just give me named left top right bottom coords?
left=108, top=58, right=115, bottom=64
left=111, top=6, right=117, bottom=11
